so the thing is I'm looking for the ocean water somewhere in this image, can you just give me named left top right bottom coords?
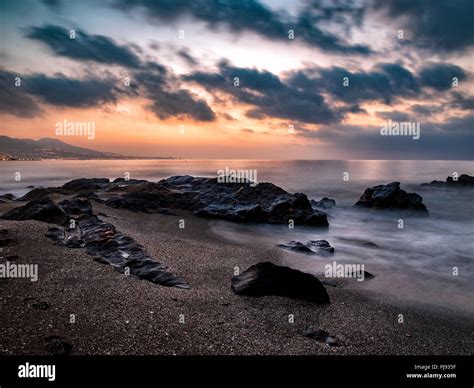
left=1, top=159, right=473, bottom=314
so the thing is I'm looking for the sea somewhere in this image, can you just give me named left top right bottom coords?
left=1, top=159, right=473, bottom=315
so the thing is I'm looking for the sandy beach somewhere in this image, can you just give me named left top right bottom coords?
left=1, top=198, right=472, bottom=356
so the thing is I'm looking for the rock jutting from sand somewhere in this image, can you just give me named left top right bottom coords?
left=421, top=174, right=474, bottom=187
left=231, top=262, right=330, bottom=304
left=276, top=240, right=335, bottom=256
left=1, top=197, right=188, bottom=288
left=1, top=199, right=69, bottom=225
left=355, top=182, right=428, bottom=213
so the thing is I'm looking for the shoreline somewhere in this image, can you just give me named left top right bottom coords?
left=1, top=200, right=472, bottom=355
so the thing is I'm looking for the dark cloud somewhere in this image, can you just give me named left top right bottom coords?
left=186, top=61, right=342, bottom=124
left=450, top=92, right=474, bottom=111
left=23, top=73, right=120, bottom=108
left=177, top=48, right=198, bottom=67
left=288, top=62, right=420, bottom=105
left=418, top=63, right=467, bottom=91
left=114, top=0, right=372, bottom=55
left=374, top=0, right=474, bottom=52
left=241, top=128, right=254, bottom=133
left=136, top=68, right=215, bottom=122
left=42, top=0, right=61, bottom=8
left=26, top=24, right=141, bottom=68
left=376, top=111, right=411, bottom=122
left=0, top=70, right=43, bottom=118
left=409, top=104, right=440, bottom=116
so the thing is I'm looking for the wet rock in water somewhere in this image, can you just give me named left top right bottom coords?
left=0, top=193, right=16, bottom=203
left=303, top=329, right=339, bottom=346
left=43, top=175, right=328, bottom=226
left=421, top=174, right=474, bottom=187
left=277, top=240, right=335, bottom=256
left=355, top=182, right=428, bottom=213
left=311, top=197, right=336, bottom=209
left=1, top=199, right=69, bottom=225
left=338, top=237, right=379, bottom=249
left=159, top=176, right=328, bottom=226
left=17, top=188, right=52, bottom=202
left=45, top=336, right=72, bottom=355
left=231, top=262, right=330, bottom=304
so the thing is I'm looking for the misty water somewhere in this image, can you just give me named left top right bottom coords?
left=1, top=159, right=473, bottom=315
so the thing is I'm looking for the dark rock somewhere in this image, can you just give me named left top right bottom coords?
left=338, top=237, right=379, bottom=249
left=47, top=210, right=188, bottom=288
left=22, top=175, right=328, bottom=226
left=303, top=329, right=339, bottom=346
left=17, top=188, right=52, bottom=201
left=231, top=262, right=330, bottom=304
left=1, top=199, right=69, bottom=225
left=422, top=174, right=474, bottom=187
left=58, top=198, right=93, bottom=216
left=73, top=191, right=101, bottom=201
left=45, top=336, right=72, bottom=355
left=0, top=193, right=16, bottom=203
left=277, top=240, right=334, bottom=256
left=62, top=178, right=110, bottom=192
left=355, top=182, right=428, bottom=213
left=159, top=176, right=328, bottom=226
left=311, top=197, right=336, bottom=209
left=112, top=177, right=148, bottom=185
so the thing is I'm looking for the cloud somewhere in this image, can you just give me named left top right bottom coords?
left=114, top=0, right=372, bottom=55
left=376, top=111, right=411, bottom=122
left=186, top=61, right=342, bottom=124
left=136, top=68, right=215, bottom=122
left=374, top=0, right=474, bottom=52
left=297, top=113, right=474, bottom=159
left=0, top=70, right=43, bottom=118
left=26, top=24, right=142, bottom=68
left=450, top=92, right=474, bottom=111
left=290, top=63, right=420, bottom=105
left=23, top=73, right=120, bottom=108
left=177, top=48, right=198, bottom=67
left=418, top=63, right=467, bottom=91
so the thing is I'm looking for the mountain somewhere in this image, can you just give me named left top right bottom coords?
left=0, top=136, right=175, bottom=160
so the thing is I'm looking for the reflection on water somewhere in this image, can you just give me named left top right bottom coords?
left=1, top=159, right=473, bottom=313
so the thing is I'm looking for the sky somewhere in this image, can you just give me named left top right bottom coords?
left=0, top=0, right=473, bottom=159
